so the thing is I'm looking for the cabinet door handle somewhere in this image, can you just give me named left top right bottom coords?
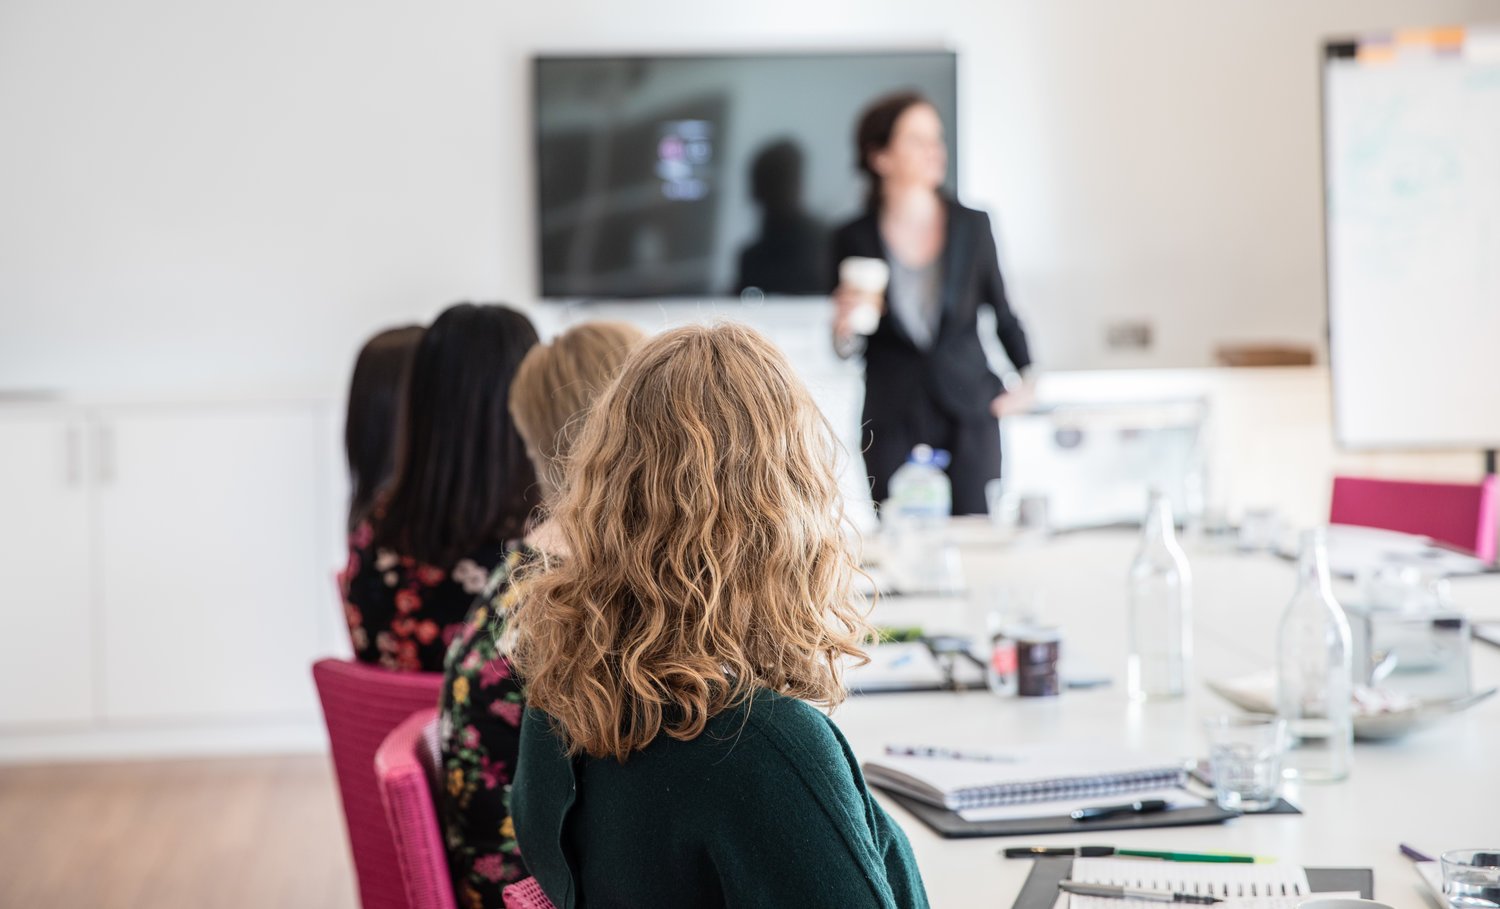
left=98, top=425, right=115, bottom=485
left=66, top=425, right=82, bottom=486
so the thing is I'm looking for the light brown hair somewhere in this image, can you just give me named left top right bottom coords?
left=508, top=322, right=873, bottom=761
left=509, top=321, right=646, bottom=501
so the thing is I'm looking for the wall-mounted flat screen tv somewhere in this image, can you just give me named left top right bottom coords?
left=534, top=50, right=958, bottom=299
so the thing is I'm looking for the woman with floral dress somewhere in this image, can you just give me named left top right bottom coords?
left=437, top=321, right=644, bottom=908
left=341, top=303, right=539, bottom=672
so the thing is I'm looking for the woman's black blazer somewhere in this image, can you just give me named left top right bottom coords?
left=830, top=198, right=1032, bottom=424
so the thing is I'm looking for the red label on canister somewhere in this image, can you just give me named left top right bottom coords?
left=991, top=640, right=1018, bottom=674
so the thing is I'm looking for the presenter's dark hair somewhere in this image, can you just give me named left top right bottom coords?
left=854, top=91, right=930, bottom=213
left=373, top=303, right=540, bottom=567
left=344, top=325, right=423, bottom=531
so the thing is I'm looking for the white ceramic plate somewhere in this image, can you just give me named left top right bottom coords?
left=1207, top=673, right=1497, bottom=741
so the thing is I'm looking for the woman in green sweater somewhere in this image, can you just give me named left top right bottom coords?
left=508, top=322, right=930, bottom=909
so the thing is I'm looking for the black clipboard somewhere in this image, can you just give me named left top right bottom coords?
left=1013, top=857, right=1374, bottom=908
left=880, top=789, right=1244, bottom=839
left=877, top=785, right=1303, bottom=839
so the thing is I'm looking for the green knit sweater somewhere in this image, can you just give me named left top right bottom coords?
left=512, top=689, right=929, bottom=909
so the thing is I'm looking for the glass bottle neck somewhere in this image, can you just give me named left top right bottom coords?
left=1296, top=533, right=1334, bottom=598
left=1144, top=496, right=1177, bottom=546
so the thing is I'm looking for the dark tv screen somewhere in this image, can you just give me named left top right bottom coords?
left=533, top=51, right=958, bottom=299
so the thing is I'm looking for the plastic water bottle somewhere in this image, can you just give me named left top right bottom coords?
left=884, top=445, right=958, bottom=592
left=1126, top=490, right=1192, bottom=700
left=1276, top=528, right=1354, bottom=782
left=887, top=444, right=951, bottom=521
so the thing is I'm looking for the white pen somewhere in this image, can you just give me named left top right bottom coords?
left=1059, top=881, right=1222, bottom=904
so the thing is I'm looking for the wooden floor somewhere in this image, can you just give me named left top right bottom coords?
left=0, top=754, right=359, bottom=909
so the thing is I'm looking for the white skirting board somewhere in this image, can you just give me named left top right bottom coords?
left=0, top=717, right=329, bottom=764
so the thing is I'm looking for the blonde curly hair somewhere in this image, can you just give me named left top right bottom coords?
left=508, top=320, right=646, bottom=502
left=508, top=322, right=873, bottom=761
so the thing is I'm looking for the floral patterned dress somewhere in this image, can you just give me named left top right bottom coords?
left=341, top=520, right=506, bottom=672
left=438, top=546, right=531, bottom=907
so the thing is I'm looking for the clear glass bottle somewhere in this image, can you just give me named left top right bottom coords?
left=1127, top=490, right=1192, bottom=699
left=1276, top=528, right=1354, bottom=782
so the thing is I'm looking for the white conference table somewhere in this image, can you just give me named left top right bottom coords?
left=833, top=528, right=1499, bottom=909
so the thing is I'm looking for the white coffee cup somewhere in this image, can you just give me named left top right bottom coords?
left=838, top=256, right=888, bottom=335
left=840, top=256, right=890, bottom=293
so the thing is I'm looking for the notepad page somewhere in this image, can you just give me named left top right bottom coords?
left=846, top=643, right=948, bottom=690
left=1070, top=857, right=1315, bottom=909
left=864, top=744, right=1185, bottom=809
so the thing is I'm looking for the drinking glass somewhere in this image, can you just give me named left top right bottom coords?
left=985, top=479, right=1019, bottom=531
left=1237, top=507, right=1277, bottom=551
left=1203, top=715, right=1286, bottom=811
left=1442, top=849, right=1500, bottom=908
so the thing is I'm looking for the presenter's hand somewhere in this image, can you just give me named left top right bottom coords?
left=990, top=375, right=1036, bottom=418
left=831, top=284, right=883, bottom=343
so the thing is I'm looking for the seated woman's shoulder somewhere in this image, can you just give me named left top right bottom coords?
left=738, top=689, right=838, bottom=737
left=718, top=690, right=855, bottom=773
left=697, top=691, right=873, bottom=826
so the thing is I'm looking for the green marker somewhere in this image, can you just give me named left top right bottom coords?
left=1117, top=849, right=1265, bottom=864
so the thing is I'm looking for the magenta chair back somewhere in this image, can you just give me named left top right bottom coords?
left=375, top=709, right=458, bottom=909
left=503, top=877, right=559, bottom=909
left=373, top=706, right=558, bottom=909
left=1330, top=474, right=1498, bottom=562
left=313, top=658, right=446, bottom=909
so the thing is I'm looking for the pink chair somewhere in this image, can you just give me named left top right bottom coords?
left=503, top=877, right=558, bottom=909
left=373, top=707, right=558, bottom=909
left=1330, top=474, right=1498, bottom=562
left=374, top=709, right=458, bottom=909
left=313, top=658, right=446, bottom=909
left=375, top=714, right=564, bottom=909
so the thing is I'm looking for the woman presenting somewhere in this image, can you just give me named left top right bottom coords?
left=832, top=92, right=1034, bottom=515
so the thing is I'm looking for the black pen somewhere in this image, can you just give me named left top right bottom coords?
left=1070, top=798, right=1170, bottom=822
left=1004, top=846, right=1117, bottom=858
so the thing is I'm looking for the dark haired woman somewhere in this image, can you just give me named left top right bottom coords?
left=830, top=92, right=1035, bottom=515
left=341, top=303, right=539, bottom=671
left=343, top=325, right=423, bottom=532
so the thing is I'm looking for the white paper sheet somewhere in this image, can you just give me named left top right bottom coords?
left=1067, top=857, right=1347, bottom=909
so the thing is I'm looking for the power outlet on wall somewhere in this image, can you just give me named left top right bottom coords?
left=1105, top=320, right=1154, bottom=350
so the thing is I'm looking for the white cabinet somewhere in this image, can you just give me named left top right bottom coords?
left=96, top=405, right=331, bottom=723
left=0, top=412, right=95, bottom=727
left=0, top=398, right=342, bottom=756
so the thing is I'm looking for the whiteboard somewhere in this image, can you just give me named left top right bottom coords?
left=1324, top=28, right=1500, bottom=449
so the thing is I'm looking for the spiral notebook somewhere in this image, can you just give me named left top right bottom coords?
left=861, top=745, right=1187, bottom=811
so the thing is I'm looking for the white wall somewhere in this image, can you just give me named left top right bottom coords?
left=3, top=0, right=1495, bottom=398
